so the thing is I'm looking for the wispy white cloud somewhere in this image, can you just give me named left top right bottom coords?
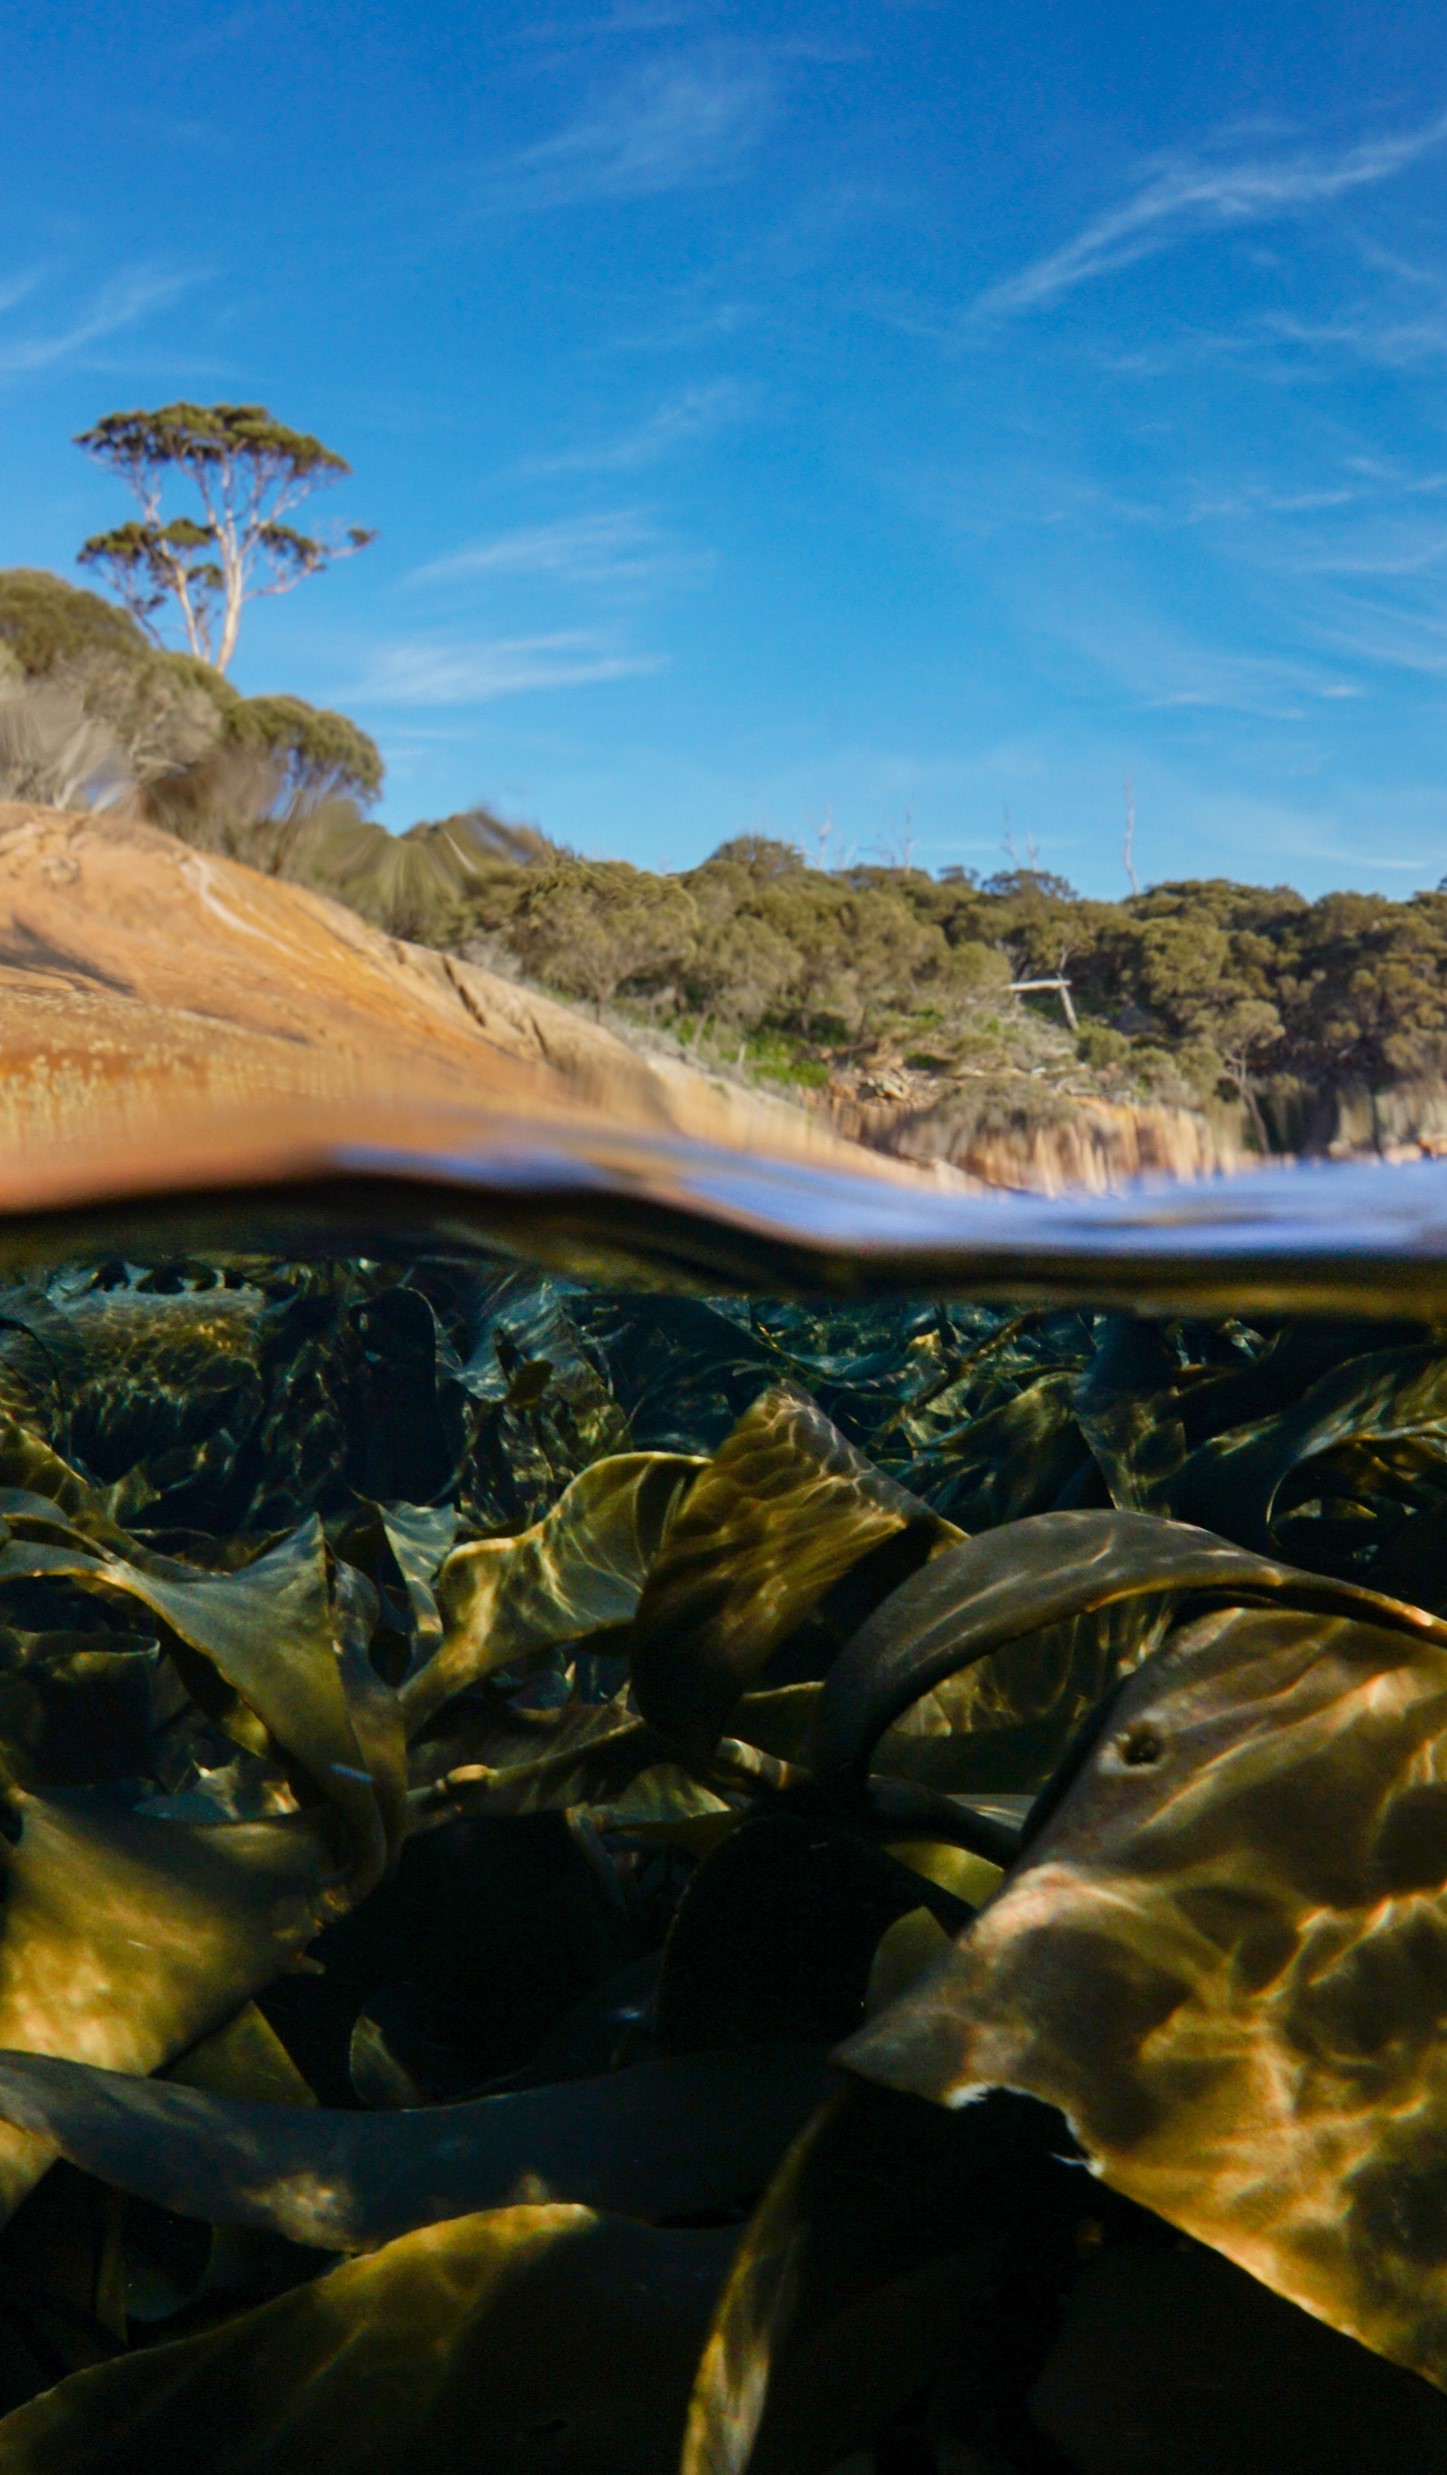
left=359, top=633, right=664, bottom=705
left=1049, top=589, right=1364, bottom=719
left=518, top=2, right=709, bottom=40
left=1261, top=304, right=1447, bottom=367
left=611, top=296, right=761, bottom=353
left=171, top=5, right=280, bottom=62
left=525, top=378, right=751, bottom=474
left=1285, top=526, right=1447, bottom=580
left=973, top=107, right=1447, bottom=319
left=985, top=429, right=1447, bottom=724
left=481, top=45, right=776, bottom=212
left=0, top=267, right=196, bottom=379
left=1339, top=454, right=1447, bottom=496
left=1181, top=479, right=1362, bottom=525
left=0, top=269, right=45, bottom=319
left=1133, top=646, right=1360, bottom=719
left=408, top=508, right=704, bottom=590
left=1298, top=589, right=1447, bottom=679
left=1293, top=845, right=1427, bottom=869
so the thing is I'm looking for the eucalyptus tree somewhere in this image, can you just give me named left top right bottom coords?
left=75, top=403, right=375, bottom=673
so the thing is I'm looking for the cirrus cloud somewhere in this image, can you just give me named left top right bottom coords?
left=357, top=632, right=665, bottom=705
left=973, top=107, right=1447, bottom=320
left=481, top=44, right=777, bottom=214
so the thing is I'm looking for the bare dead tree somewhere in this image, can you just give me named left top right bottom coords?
left=1123, top=776, right=1140, bottom=895
left=871, top=808, right=917, bottom=871
left=1220, top=1042, right=1271, bottom=1151
left=1009, top=936, right=1079, bottom=1032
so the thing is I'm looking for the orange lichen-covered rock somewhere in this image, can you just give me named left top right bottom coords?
left=0, top=803, right=928, bottom=1183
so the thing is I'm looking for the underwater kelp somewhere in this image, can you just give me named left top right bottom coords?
left=0, top=1261, right=1442, bottom=2466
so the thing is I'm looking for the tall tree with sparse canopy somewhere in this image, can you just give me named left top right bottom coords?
left=74, top=403, right=375, bottom=674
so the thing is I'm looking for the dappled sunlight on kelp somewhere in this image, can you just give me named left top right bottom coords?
left=0, top=1259, right=1442, bottom=2463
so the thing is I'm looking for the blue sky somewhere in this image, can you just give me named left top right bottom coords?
left=4, top=0, right=1447, bottom=894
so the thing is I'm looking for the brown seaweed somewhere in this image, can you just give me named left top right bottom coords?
left=0, top=1258, right=1438, bottom=2464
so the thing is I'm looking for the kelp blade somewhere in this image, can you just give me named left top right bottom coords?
left=0, top=1132, right=1437, bottom=2465
left=841, top=1591, right=1447, bottom=2392
left=0, top=2204, right=731, bottom=2475
left=0, top=2044, right=832, bottom=2250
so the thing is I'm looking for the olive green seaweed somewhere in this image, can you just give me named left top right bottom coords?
left=0, top=1262, right=1439, bottom=2466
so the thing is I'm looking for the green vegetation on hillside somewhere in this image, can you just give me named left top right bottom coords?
left=0, top=568, right=381, bottom=830
left=4, top=565, right=1447, bottom=1146
left=428, top=838, right=1447, bottom=1143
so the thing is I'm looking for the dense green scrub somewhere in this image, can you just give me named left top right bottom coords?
left=422, top=842, right=1447, bottom=1133
left=0, top=1262, right=1438, bottom=2466
left=11, top=570, right=1447, bottom=1135
left=386, top=838, right=1447, bottom=1135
